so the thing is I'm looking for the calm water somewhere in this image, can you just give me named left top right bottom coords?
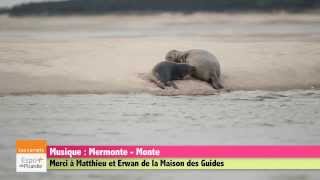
left=0, top=13, right=320, bottom=179
left=1, top=90, right=320, bottom=179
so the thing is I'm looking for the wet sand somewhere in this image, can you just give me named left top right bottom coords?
left=0, top=13, right=320, bottom=95
left=1, top=13, right=320, bottom=180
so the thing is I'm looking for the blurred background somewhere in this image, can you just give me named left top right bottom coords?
left=0, top=0, right=320, bottom=16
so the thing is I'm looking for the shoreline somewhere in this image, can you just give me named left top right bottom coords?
left=6, top=0, right=320, bottom=17
left=3, top=9, right=320, bottom=17
left=0, top=87, right=319, bottom=97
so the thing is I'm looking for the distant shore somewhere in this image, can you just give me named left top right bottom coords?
left=3, top=9, right=320, bottom=17
left=5, top=0, right=320, bottom=16
left=0, top=8, right=9, bottom=15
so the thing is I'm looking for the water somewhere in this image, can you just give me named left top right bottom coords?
left=1, top=90, right=320, bottom=179
left=0, top=13, right=320, bottom=179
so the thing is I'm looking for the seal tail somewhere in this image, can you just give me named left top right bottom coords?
left=209, top=73, right=224, bottom=90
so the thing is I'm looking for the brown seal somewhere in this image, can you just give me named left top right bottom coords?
left=166, top=49, right=223, bottom=89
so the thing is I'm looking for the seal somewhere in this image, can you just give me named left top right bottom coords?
left=166, top=49, right=223, bottom=89
left=151, top=61, right=195, bottom=89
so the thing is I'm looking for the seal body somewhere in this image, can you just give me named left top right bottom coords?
left=151, top=61, right=195, bottom=89
left=166, top=49, right=223, bottom=89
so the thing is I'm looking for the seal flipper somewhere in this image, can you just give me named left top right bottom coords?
left=149, top=72, right=166, bottom=89
left=215, top=78, right=224, bottom=89
left=217, top=82, right=224, bottom=89
left=167, top=81, right=178, bottom=89
left=209, top=76, right=224, bottom=89
left=155, top=81, right=166, bottom=89
left=150, top=78, right=166, bottom=89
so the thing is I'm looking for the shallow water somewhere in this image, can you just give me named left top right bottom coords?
left=1, top=90, right=320, bottom=179
left=1, top=13, right=320, bottom=179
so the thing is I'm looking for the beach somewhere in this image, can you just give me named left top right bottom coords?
left=1, top=12, right=320, bottom=179
left=0, top=13, right=319, bottom=95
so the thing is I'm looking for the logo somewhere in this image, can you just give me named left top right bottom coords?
left=16, top=140, right=47, bottom=172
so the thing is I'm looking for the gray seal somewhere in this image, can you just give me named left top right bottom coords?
left=166, top=49, right=223, bottom=89
left=151, top=61, right=195, bottom=89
